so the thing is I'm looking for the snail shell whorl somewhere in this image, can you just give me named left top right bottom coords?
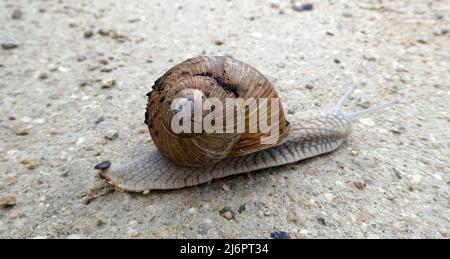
left=145, top=56, right=290, bottom=166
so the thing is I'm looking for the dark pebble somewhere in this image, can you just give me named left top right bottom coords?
left=94, top=161, right=111, bottom=170
left=238, top=203, right=247, bottom=214
left=317, top=217, right=326, bottom=226
left=392, top=167, right=402, bottom=179
left=293, top=3, right=313, bottom=12
left=1, top=43, right=18, bottom=50
left=417, top=39, right=427, bottom=44
left=270, top=231, right=291, bottom=239
left=94, top=116, right=105, bottom=125
left=305, top=84, right=314, bottom=89
left=98, top=29, right=111, bottom=36
left=100, top=68, right=113, bottom=73
left=334, top=58, right=341, bottom=64
left=84, top=30, right=94, bottom=38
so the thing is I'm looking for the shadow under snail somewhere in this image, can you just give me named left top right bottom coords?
left=95, top=56, right=394, bottom=192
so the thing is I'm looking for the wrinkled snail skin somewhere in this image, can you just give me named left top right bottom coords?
left=97, top=56, right=394, bottom=192
left=99, top=112, right=351, bottom=192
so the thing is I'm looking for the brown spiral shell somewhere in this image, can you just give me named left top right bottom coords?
left=145, top=56, right=290, bottom=167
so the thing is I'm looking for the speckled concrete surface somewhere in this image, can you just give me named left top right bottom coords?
left=0, top=0, right=449, bottom=238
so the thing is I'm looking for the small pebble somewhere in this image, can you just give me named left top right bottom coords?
left=1, top=35, right=18, bottom=50
left=94, top=160, right=111, bottom=170
left=105, top=129, right=119, bottom=140
left=84, top=30, right=94, bottom=38
left=238, top=203, right=247, bottom=214
left=77, top=56, right=87, bottom=62
left=16, top=127, right=29, bottom=136
left=317, top=217, right=326, bottom=226
left=99, top=59, right=109, bottom=65
left=20, top=159, right=38, bottom=170
left=417, top=39, right=427, bottom=44
left=392, top=167, right=402, bottom=179
left=12, top=9, right=23, bottom=20
left=98, top=29, right=111, bottom=36
left=333, top=58, right=341, bottom=64
left=1, top=195, right=16, bottom=208
left=390, top=127, right=402, bottom=134
left=94, top=116, right=105, bottom=125
left=219, top=206, right=234, bottom=220
left=342, top=10, right=353, bottom=18
left=100, top=68, right=113, bottom=73
left=353, top=181, right=366, bottom=190
left=270, top=231, right=290, bottom=239
left=214, top=39, right=224, bottom=46
left=305, top=84, right=314, bottom=89
left=79, top=80, right=91, bottom=87
left=101, top=79, right=116, bottom=89
left=292, top=2, right=313, bottom=12
left=188, top=207, right=197, bottom=214
left=38, top=72, right=48, bottom=80
left=142, top=190, right=150, bottom=195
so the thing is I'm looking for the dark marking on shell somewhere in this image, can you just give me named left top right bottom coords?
left=152, top=77, right=163, bottom=91
left=215, top=77, right=239, bottom=97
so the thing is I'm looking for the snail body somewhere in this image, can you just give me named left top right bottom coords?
left=96, top=56, right=393, bottom=192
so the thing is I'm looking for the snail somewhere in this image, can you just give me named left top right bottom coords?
left=95, top=56, right=394, bottom=192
